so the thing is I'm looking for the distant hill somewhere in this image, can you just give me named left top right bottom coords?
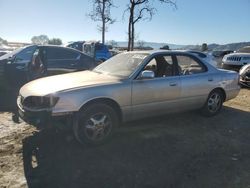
left=116, top=41, right=185, bottom=50
left=183, top=42, right=250, bottom=51
left=213, top=42, right=250, bottom=51
left=115, top=41, right=250, bottom=51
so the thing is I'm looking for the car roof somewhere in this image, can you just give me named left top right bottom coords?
left=38, top=44, right=84, bottom=52
left=35, top=44, right=94, bottom=59
left=122, top=50, right=217, bottom=71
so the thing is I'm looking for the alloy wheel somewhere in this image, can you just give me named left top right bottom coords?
left=207, top=93, right=222, bottom=113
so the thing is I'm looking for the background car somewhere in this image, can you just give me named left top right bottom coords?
left=222, top=46, right=250, bottom=71
left=66, top=41, right=85, bottom=51
left=83, top=41, right=111, bottom=62
left=67, top=41, right=112, bottom=62
left=212, top=50, right=233, bottom=58
left=239, top=64, right=250, bottom=87
left=211, top=50, right=234, bottom=67
left=185, top=50, right=218, bottom=67
left=17, top=50, right=240, bottom=145
left=0, top=45, right=97, bottom=110
left=0, top=51, right=8, bottom=57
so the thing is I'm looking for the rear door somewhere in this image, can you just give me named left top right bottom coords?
left=45, top=47, right=82, bottom=76
left=175, top=54, right=213, bottom=109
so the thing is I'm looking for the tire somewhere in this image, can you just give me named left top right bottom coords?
left=73, top=103, right=118, bottom=145
left=201, top=90, right=223, bottom=117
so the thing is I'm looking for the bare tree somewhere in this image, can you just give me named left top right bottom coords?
left=48, top=38, right=63, bottom=45
left=88, top=0, right=116, bottom=44
left=31, top=35, right=49, bottom=45
left=0, top=37, right=8, bottom=45
left=137, top=40, right=145, bottom=49
left=125, top=0, right=177, bottom=51
left=107, top=40, right=118, bottom=47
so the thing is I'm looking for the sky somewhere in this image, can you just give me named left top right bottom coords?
left=0, top=0, right=250, bottom=45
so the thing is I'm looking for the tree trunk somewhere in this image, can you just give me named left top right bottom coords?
left=128, top=18, right=131, bottom=51
left=131, top=20, right=134, bottom=51
left=127, top=3, right=134, bottom=51
left=102, top=0, right=106, bottom=44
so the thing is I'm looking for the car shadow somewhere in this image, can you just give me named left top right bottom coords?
left=22, top=106, right=250, bottom=188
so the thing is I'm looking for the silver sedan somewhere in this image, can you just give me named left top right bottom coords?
left=17, top=50, right=240, bottom=144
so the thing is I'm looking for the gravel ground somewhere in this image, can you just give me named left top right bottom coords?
left=0, top=89, right=249, bottom=188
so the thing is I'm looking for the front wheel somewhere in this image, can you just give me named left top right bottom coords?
left=73, top=103, right=118, bottom=145
left=201, top=90, right=223, bottom=117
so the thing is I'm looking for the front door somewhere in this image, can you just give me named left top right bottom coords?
left=132, top=54, right=181, bottom=119
left=6, top=45, right=37, bottom=87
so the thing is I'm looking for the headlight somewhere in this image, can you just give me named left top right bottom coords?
left=23, top=95, right=59, bottom=109
left=222, top=55, right=227, bottom=61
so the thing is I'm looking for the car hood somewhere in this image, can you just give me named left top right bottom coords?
left=20, top=70, right=122, bottom=97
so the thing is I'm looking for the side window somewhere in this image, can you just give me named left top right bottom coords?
left=144, top=58, right=157, bottom=73
left=176, top=55, right=206, bottom=75
left=14, top=46, right=37, bottom=64
left=143, top=55, right=174, bottom=78
left=47, top=48, right=80, bottom=60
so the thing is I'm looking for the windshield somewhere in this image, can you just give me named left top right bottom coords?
left=0, top=47, right=23, bottom=60
left=0, top=45, right=36, bottom=60
left=93, top=53, right=148, bottom=78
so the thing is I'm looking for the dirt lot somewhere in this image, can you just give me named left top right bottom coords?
left=0, top=89, right=250, bottom=188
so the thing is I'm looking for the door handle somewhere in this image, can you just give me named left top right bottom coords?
left=208, top=78, right=213, bottom=82
left=169, top=82, right=177, bottom=86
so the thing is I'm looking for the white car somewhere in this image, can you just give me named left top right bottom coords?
left=18, top=50, right=240, bottom=144
left=222, top=46, right=250, bottom=71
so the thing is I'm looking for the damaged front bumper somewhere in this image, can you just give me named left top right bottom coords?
left=17, top=96, right=73, bottom=129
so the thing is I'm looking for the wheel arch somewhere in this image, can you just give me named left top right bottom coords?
left=79, top=97, right=123, bottom=123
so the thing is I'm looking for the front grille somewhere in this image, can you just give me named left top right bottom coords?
left=227, top=56, right=242, bottom=61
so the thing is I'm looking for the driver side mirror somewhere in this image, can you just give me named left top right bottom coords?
left=140, top=70, right=155, bottom=79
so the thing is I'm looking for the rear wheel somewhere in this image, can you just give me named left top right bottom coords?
left=202, top=90, right=223, bottom=116
left=73, top=103, right=118, bottom=145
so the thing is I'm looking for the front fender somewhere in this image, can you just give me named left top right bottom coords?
left=51, top=82, right=131, bottom=115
